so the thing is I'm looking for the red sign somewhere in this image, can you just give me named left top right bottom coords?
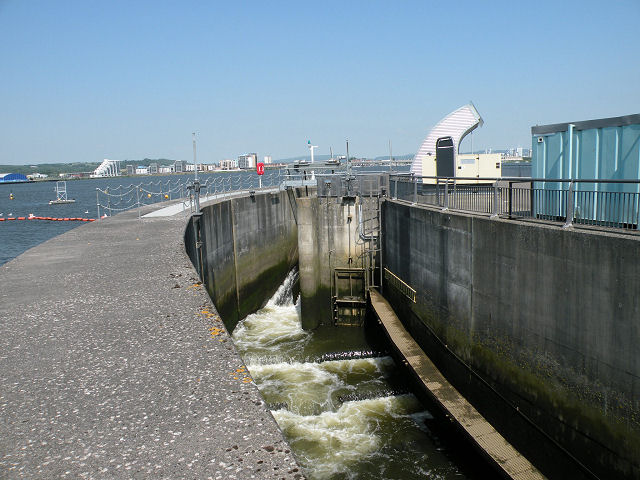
left=256, top=162, right=265, bottom=175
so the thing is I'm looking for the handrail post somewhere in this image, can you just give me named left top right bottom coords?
left=508, top=181, right=513, bottom=219
left=393, top=178, right=398, bottom=200
left=564, top=181, right=575, bottom=228
left=96, top=189, right=100, bottom=220
left=136, top=186, right=141, bottom=220
left=491, top=181, right=499, bottom=218
left=442, top=179, right=449, bottom=211
left=413, top=177, right=418, bottom=204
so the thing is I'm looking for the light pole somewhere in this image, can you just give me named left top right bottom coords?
left=192, top=132, right=198, bottom=182
left=346, top=138, right=351, bottom=176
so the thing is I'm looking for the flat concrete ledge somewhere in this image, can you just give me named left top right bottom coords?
left=369, top=289, right=545, bottom=480
left=0, top=205, right=302, bottom=479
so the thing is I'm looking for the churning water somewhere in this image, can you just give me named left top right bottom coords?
left=232, top=270, right=474, bottom=480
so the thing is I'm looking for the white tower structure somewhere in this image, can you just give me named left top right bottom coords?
left=307, top=140, right=318, bottom=164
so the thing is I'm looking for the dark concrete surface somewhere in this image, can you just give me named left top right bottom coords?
left=382, top=199, right=640, bottom=479
left=0, top=205, right=303, bottom=479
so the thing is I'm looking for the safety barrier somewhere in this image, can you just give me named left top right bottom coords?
left=96, top=171, right=286, bottom=218
left=389, top=174, right=640, bottom=233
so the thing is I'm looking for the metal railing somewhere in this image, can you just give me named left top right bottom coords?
left=96, top=170, right=286, bottom=218
left=389, top=174, right=640, bottom=232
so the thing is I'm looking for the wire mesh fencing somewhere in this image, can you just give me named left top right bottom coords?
left=96, top=170, right=285, bottom=218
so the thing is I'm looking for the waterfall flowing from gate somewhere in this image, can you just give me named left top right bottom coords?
left=232, top=269, right=471, bottom=480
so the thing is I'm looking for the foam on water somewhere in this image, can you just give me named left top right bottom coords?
left=248, top=357, right=396, bottom=415
left=272, top=395, right=432, bottom=480
left=232, top=269, right=467, bottom=480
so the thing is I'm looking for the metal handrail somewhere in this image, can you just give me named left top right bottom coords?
left=387, top=174, right=640, bottom=232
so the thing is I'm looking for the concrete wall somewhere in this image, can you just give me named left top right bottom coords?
left=382, top=200, right=640, bottom=479
left=185, top=189, right=302, bottom=332
left=297, top=196, right=368, bottom=329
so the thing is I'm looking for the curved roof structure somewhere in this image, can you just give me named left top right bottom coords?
left=0, top=173, right=29, bottom=183
left=92, top=159, right=120, bottom=177
left=410, top=103, right=484, bottom=176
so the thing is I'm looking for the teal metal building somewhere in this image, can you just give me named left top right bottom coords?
left=531, top=114, right=640, bottom=227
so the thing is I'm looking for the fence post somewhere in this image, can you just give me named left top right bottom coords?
left=508, top=182, right=513, bottom=219
left=393, top=178, right=398, bottom=200
left=564, top=181, right=574, bottom=228
left=96, top=189, right=100, bottom=220
left=442, top=180, right=449, bottom=211
left=491, top=181, right=499, bottom=218
left=413, top=177, right=418, bottom=204
left=136, top=186, right=141, bottom=220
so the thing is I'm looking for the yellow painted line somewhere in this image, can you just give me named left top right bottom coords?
left=369, top=289, right=545, bottom=480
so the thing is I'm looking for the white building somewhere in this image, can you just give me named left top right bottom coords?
left=263, top=155, right=272, bottom=164
left=136, top=166, right=148, bottom=175
left=220, top=159, right=237, bottom=170
left=27, top=173, right=48, bottom=179
left=238, top=153, right=257, bottom=169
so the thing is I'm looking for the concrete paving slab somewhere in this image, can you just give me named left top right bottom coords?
left=0, top=205, right=303, bottom=479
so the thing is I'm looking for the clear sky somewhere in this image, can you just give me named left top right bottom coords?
left=1, top=0, right=639, bottom=165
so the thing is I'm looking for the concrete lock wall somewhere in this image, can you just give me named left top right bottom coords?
left=297, top=196, right=368, bottom=329
left=185, top=189, right=302, bottom=332
left=382, top=200, right=640, bottom=479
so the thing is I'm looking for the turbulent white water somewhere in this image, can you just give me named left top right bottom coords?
left=232, top=269, right=466, bottom=480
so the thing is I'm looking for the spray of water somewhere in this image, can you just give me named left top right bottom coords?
left=231, top=269, right=465, bottom=480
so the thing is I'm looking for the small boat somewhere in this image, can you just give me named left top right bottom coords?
left=49, top=181, right=76, bottom=205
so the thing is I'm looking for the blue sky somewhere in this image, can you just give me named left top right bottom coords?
left=1, top=0, right=639, bottom=164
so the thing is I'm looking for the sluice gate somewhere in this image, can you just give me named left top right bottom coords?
left=187, top=173, right=640, bottom=479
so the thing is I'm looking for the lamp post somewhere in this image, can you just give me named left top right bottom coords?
left=192, top=132, right=198, bottom=182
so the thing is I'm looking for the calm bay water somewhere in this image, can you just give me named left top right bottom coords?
left=0, top=164, right=408, bottom=267
left=0, top=173, right=203, bottom=266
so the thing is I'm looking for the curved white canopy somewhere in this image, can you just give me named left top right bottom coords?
left=410, top=103, right=484, bottom=176
left=93, top=159, right=120, bottom=177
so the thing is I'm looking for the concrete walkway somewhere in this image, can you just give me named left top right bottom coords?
left=0, top=204, right=302, bottom=479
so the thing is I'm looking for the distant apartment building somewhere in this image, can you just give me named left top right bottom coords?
left=136, top=166, right=148, bottom=175
left=173, top=160, right=187, bottom=173
left=238, top=153, right=257, bottom=169
left=159, top=166, right=172, bottom=174
left=126, top=165, right=135, bottom=175
left=263, top=155, right=272, bottom=164
left=148, top=163, right=158, bottom=175
left=220, top=159, right=237, bottom=170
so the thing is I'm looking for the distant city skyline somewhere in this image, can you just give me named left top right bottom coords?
left=1, top=0, right=638, bottom=165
